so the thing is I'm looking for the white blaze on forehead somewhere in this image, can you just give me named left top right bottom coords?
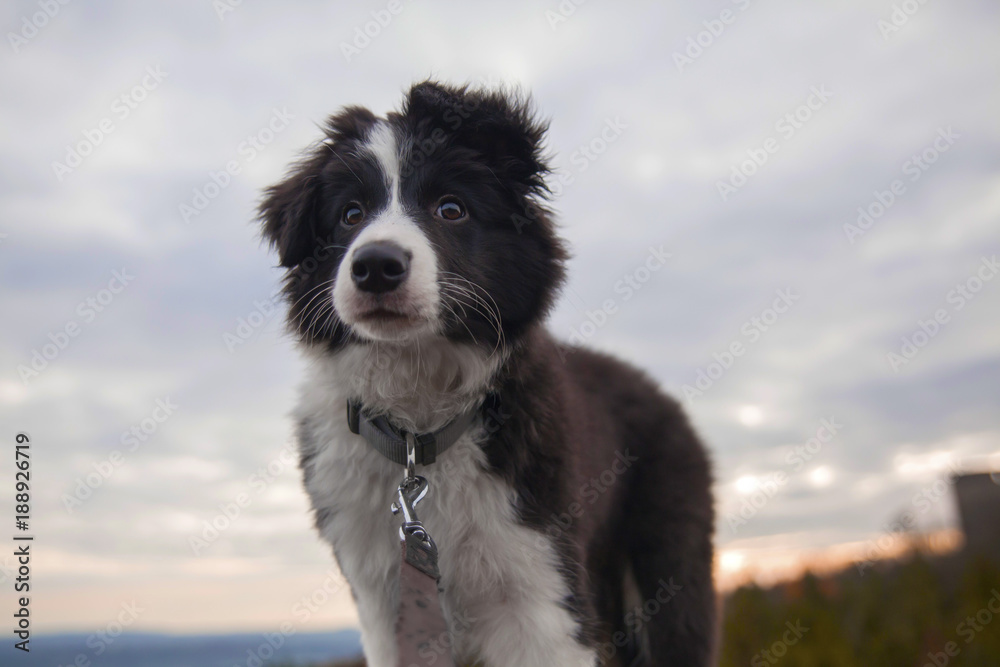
left=331, top=120, right=440, bottom=340
left=363, top=121, right=401, bottom=209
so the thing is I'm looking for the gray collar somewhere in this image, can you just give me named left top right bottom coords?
left=346, top=395, right=498, bottom=466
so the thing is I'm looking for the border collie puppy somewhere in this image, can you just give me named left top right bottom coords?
left=260, top=81, right=715, bottom=667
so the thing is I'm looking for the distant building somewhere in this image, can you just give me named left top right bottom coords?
left=953, top=472, right=1000, bottom=559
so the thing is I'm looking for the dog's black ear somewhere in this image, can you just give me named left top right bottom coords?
left=259, top=153, right=322, bottom=268
left=325, top=105, right=379, bottom=145
left=260, top=107, right=378, bottom=267
left=404, top=81, right=550, bottom=196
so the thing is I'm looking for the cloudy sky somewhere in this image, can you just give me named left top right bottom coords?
left=1, top=0, right=999, bottom=636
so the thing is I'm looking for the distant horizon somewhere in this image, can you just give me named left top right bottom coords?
left=32, top=628, right=360, bottom=638
left=15, top=630, right=364, bottom=667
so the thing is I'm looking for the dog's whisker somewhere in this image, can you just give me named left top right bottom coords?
left=315, top=302, right=342, bottom=341
left=439, top=287, right=482, bottom=348
left=439, top=278, right=505, bottom=355
left=300, top=292, right=335, bottom=338
left=304, top=299, right=334, bottom=342
left=439, top=288, right=502, bottom=354
left=290, top=277, right=336, bottom=311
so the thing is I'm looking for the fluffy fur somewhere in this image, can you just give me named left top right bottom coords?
left=260, top=81, right=715, bottom=666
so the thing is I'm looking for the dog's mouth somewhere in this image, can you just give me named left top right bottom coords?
left=355, top=307, right=416, bottom=323
left=343, top=299, right=438, bottom=342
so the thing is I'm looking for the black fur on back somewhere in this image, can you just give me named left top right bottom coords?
left=486, top=330, right=716, bottom=665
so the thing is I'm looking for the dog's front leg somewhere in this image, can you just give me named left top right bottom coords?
left=462, top=596, right=598, bottom=667
left=332, top=531, right=400, bottom=667
left=353, top=580, right=398, bottom=667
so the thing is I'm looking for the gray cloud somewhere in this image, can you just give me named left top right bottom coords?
left=2, top=0, right=999, bottom=632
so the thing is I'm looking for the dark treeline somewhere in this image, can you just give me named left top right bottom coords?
left=720, top=550, right=1000, bottom=667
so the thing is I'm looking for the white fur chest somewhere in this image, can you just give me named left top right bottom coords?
left=294, top=344, right=595, bottom=667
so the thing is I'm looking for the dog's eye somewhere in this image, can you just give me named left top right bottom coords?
left=434, top=197, right=467, bottom=222
left=342, top=203, right=365, bottom=226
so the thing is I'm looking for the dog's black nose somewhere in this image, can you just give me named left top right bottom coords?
left=351, top=242, right=410, bottom=293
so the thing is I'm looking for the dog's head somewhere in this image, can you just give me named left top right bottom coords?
left=260, top=81, right=566, bottom=353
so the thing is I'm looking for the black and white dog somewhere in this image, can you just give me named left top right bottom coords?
left=260, top=81, right=715, bottom=666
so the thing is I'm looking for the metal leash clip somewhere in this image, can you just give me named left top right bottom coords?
left=391, top=475, right=431, bottom=542
left=390, top=432, right=434, bottom=544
